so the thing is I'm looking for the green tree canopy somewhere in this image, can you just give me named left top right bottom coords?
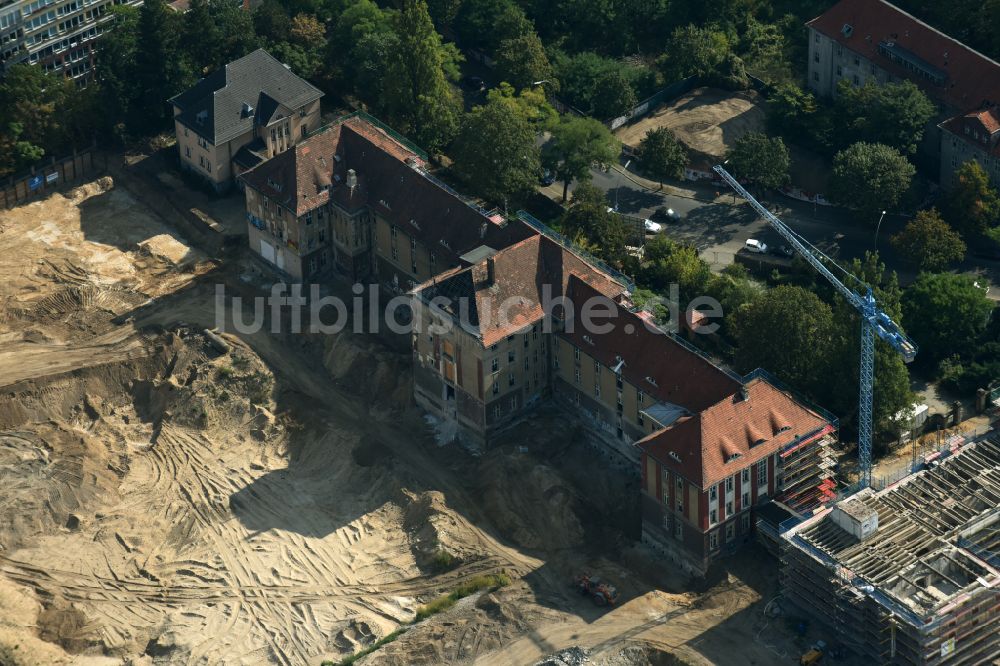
left=830, top=142, right=915, bottom=219
left=834, top=80, right=935, bottom=155
left=542, top=115, right=620, bottom=202
left=638, top=127, right=686, bottom=187
left=903, top=272, right=994, bottom=366
left=726, top=131, right=790, bottom=190
left=134, top=0, right=191, bottom=132
left=455, top=0, right=532, bottom=55
left=891, top=208, right=967, bottom=272
left=732, top=285, right=835, bottom=397
left=486, top=83, right=557, bottom=129
left=704, top=264, right=765, bottom=340
left=381, top=0, right=463, bottom=154
left=451, top=98, right=541, bottom=207
left=640, top=238, right=712, bottom=301
left=942, top=160, right=1000, bottom=239
left=494, top=32, right=554, bottom=91
left=765, top=82, right=832, bottom=153
left=823, top=253, right=914, bottom=440
left=550, top=50, right=652, bottom=118
left=659, top=24, right=731, bottom=82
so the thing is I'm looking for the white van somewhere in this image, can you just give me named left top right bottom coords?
left=744, top=239, right=768, bottom=254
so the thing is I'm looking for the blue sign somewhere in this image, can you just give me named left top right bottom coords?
left=28, top=175, right=43, bottom=191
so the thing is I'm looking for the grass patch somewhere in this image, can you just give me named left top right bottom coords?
left=414, top=572, right=511, bottom=622
left=325, top=572, right=511, bottom=664
left=322, top=628, right=407, bottom=666
left=429, top=549, right=458, bottom=574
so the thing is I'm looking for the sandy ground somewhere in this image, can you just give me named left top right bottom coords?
left=616, top=88, right=766, bottom=161
left=0, top=176, right=816, bottom=665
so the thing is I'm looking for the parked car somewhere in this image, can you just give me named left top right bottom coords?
left=745, top=238, right=768, bottom=254
left=644, top=219, right=662, bottom=233
left=651, top=206, right=681, bottom=222
left=539, top=168, right=556, bottom=186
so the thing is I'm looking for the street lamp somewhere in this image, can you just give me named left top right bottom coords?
left=874, top=210, right=887, bottom=251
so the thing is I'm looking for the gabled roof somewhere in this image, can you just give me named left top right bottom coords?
left=412, top=235, right=627, bottom=347
left=939, top=107, right=1000, bottom=158
left=807, top=0, right=1000, bottom=113
left=638, top=378, right=830, bottom=488
left=241, top=116, right=536, bottom=265
left=169, top=49, right=322, bottom=145
left=560, top=279, right=742, bottom=414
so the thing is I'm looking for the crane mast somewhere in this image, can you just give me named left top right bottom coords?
left=713, top=165, right=917, bottom=488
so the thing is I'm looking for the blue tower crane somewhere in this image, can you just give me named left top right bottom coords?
left=713, top=165, right=917, bottom=488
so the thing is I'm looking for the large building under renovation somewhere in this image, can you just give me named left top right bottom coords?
left=781, top=436, right=1000, bottom=664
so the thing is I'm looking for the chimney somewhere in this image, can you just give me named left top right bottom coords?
left=486, top=257, right=495, bottom=286
left=739, top=386, right=749, bottom=402
left=346, top=169, right=357, bottom=196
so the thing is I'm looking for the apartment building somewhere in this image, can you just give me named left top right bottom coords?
left=169, top=49, right=323, bottom=192
left=806, top=0, right=1000, bottom=184
left=0, top=0, right=135, bottom=80
left=239, top=112, right=534, bottom=281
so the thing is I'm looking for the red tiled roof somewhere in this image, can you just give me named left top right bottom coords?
left=412, top=235, right=627, bottom=348
left=939, top=109, right=1000, bottom=158
left=241, top=116, right=535, bottom=265
left=560, top=279, right=742, bottom=413
left=638, top=378, right=830, bottom=488
left=808, top=0, right=1000, bottom=113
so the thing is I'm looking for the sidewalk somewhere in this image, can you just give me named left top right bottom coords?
left=609, top=164, right=735, bottom=205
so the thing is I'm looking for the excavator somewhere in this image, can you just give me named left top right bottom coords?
left=573, top=573, right=620, bottom=607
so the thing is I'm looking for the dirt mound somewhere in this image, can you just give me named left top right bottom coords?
left=323, top=330, right=411, bottom=411
left=402, top=489, right=480, bottom=573
left=477, top=455, right=583, bottom=550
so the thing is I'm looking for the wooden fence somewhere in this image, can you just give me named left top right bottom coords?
left=1, top=144, right=103, bottom=209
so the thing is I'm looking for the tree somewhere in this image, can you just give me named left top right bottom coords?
left=766, top=82, right=832, bottom=152
left=829, top=142, right=915, bottom=219
left=823, top=253, right=914, bottom=440
left=891, top=209, right=967, bottom=272
left=704, top=264, right=765, bottom=339
left=942, top=160, right=1000, bottom=238
left=732, top=285, right=835, bottom=397
left=182, top=0, right=218, bottom=74
left=726, top=131, right=790, bottom=190
left=903, top=272, right=994, bottom=366
left=593, top=212, right=631, bottom=267
left=641, top=241, right=712, bottom=300
left=93, top=5, right=142, bottom=134
left=455, top=0, right=532, bottom=55
left=253, top=0, right=291, bottom=44
left=451, top=98, right=541, bottom=207
left=327, top=0, right=390, bottom=92
left=659, top=25, right=731, bottom=82
left=542, top=115, right=620, bottom=202
left=591, top=68, right=637, bottom=120
left=638, top=127, right=686, bottom=187
left=134, top=0, right=190, bottom=132
left=381, top=0, right=463, bottom=154
left=495, top=32, right=554, bottom=91
left=272, top=13, right=325, bottom=78
left=834, top=80, right=935, bottom=155
left=486, top=83, right=557, bottom=129
left=742, top=16, right=792, bottom=84
left=210, top=0, right=259, bottom=68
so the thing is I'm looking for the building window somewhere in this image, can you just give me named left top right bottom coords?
left=301, top=125, right=307, bottom=139
left=813, top=72, right=819, bottom=82
left=814, top=33, right=819, bottom=43
left=870, top=64, right=876, bottom=75
left=742, top=491, right=750, bottom=509
left=574, top=347, right=580, bottom=361
left=494, top=404, right=501, bottom=419
left=594, top=381, right=600, bottom=398
left=391, top=246, right=398, bottom=260
left=508, top=350, right=515, bottom=363
left=491, top=358, right=499, bottom=373
left=813, top=53, right=819, bottom=63
left=574, top=367, right=581, bottom=385
left=725, top=476, right=734, bottom=493
left=726, top=523, right=735, bottom=542
left=510, top=395, right=518, bottom=410
left=637, top=410, right=644, bottom=426
left=757, top=458, right=768, bottom=486
left=390, top=225, right=397, bottom=239
left=854, top=56, right=859, bottom=66
left=508, top=373, right=515, bottom=387
left=524, top=357, right=529, bottom=371
left=742, top=468, right=750, bottom=484
left=709, top=531, right=718, bottom=550
left=674, top=519, right=683, bottom=540
left=726, top=500, right=733, bottom=517
left=710, top=508, right=717, bottom=525
left=836, top=65, right=842, bottom=76
left=853, top=74, right=859, bottom=85
left=184, top=146, right=190, bottom=158
left=492, top=373, right=499, bottom=395
left=709, top=484, right=718, bottom=502
left=206, top=161, right=212, bottom=173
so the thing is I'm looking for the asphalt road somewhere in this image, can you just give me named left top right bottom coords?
left=548, top=163, right=1000, bottom=298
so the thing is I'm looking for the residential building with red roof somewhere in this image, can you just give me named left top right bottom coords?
left=232, top=94, right=837, bottom=573
left=806, top=0, right=1000, bottom=185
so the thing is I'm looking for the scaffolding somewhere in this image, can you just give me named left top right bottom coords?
left=780, top=436, right=1000, bottom=665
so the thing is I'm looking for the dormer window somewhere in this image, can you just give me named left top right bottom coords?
left=669, top=451, right=681, bottom=463
left=841, top=23, right=853, bottom=37
left=582, top=334, right=594, bottom=345
left=645, top=376, right=658, bottom=387
left=727, top=453, right=742, bottom=462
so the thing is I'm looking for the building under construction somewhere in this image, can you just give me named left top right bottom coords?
left=780, top=436, right=1000, bottom=664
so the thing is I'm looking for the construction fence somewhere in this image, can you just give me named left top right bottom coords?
left=1, top=144, right=103, bottom=209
